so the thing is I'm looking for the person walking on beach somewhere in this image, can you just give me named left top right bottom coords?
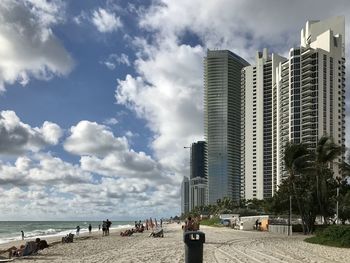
left=102, top=221, right=107, bottom=236
left=88, top=224, right=92, bottom=234
left=76, top=225, right=80, bottom=237
left=98, top=224, right=101, bottom=231
left=21, top=231, right=24, bottom=240
left=106, top=219, right=112, bottom=235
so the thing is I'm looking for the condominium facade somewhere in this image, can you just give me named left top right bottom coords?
left=242, top=16, right=346, bottom=199
left=205, top=50, right=249, bottom=204
left=241, top=49, right=286, bottom=200
left=189, top=141, right=207, bottom=210
left=278, top=16, right=345, bottom=181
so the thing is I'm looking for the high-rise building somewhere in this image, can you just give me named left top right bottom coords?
left=278, top=16, right=345, bottom=181
left=205, top=50, right=249, bottom=204
left=190, top=141, right=206, bottom=179
left=181, top=176, right=190, bottom=215
left=241, top=49, right=286, bottom=199
left=189, top=141, right=207, bottom=210
left=242, top=17, right=345, bottom=199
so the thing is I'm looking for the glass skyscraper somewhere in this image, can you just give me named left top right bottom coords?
left=189, top=141, right=207, bottom=210
left=204, top=50, right=249, bottom=204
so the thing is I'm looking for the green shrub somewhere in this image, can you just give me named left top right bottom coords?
left=305, top=225, right=350, bottom=248
left=200, top=217, right=221, bottom=226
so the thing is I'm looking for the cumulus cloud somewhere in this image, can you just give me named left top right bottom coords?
left=0, top=151, right=179, bottom=219
left=0, top=0, right=74, bottom=91
left=63, top=121, right=128, bottom=157
left=91, top=8, right=122, bottom=33
left=116, top=41, right=205, bottom=172
left=0, top=110, right=63, bottom=155
left=63, top=120, right=169, bottom=181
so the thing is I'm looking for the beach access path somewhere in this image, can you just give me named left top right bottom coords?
left=0, top=223, right=349, bottom=262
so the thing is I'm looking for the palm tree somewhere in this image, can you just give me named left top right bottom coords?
left=313, top=136, right=342, bottom=224
left=283, top=141, right=310, bottom=233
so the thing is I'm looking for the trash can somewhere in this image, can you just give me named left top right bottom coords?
left=184, top=231, right=205, bottom=263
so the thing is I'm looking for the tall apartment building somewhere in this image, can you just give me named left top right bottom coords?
left=181, top=176, right=190, bottom=215
left=205, top=50, right=249, bottom=204
left=242, top=16, right=345, bottom=199
left=189, top=141, right=207, bottom=210
left=278, top=16, right=346, bottom=181
left=241, top=49, right=286, bottom=199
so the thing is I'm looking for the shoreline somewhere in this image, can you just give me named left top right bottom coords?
left=0, top=226, right=130, bottom=252
left=0, top=223, right=134, bottom=248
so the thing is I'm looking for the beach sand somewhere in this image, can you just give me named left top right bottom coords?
left=0, top=223, right=349, bottom=262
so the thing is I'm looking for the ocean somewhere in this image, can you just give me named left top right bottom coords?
left=0, top=221, right=134, bottom=245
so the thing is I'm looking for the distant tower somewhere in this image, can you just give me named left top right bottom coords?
left=189, top=141, right=207, bottom=210
left=181, top=176, right=190, bottom=215
left=204, top=50, right=249, bottom=204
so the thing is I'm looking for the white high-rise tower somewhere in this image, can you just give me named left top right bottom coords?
left=242, top=17, right=346, bottom=199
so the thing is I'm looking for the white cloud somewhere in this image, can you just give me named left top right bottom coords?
left=63, top=120, right=171, bottom=181
left=73, top=10, right=88, bottom=25
left=0, top=150, right=180, bottom=220
left=103, top=117, right=118, bottom=125
left=0, top=0, right=74, bottom=91
left=0, top=110, right=63, bottom=155
left=116, top=43, right=205, bottom=172
left=91, top=8, right=122, bottom=33
left=101, top=53, right=130, bottom=70
left=63, top=121, right=128, bottom=157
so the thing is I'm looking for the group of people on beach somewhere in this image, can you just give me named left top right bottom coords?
left=102, top=219, right=112, bottom=236
left=144, top=217, right=162, bottom=230
left=5, top=238, right=49, bottom=258
left=75, top=220, right=112, bottom=237
left=183, top=216, right=200, bottom=231
left=120, top=218, right=164, bottom=237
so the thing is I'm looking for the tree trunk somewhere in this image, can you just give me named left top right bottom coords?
left=316, top=170, right=328, bottom=224
left=291, top=181, right=308, bottom=234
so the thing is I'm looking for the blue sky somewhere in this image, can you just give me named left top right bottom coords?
left=0, top=0, right=350, bottom=220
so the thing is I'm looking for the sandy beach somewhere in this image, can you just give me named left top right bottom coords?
left=0, top=223, right=349, bottom=262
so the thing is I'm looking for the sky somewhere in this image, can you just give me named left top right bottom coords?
left=0, top=0, right=350, bottom=221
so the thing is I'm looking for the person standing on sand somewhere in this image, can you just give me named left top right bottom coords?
left=102, top=221, right=107, bottom=236
left=88, top=224, right=92, bottom=234
left=76, top=226, right=80, bottom=237
left=106, top=219, right=112, bottom=235
left=98, top=224, right=101, bottom=231
left=21, top=231, right=24, bottom=240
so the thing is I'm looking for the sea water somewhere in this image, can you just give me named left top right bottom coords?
left=0, top=221, right=134, bottom=244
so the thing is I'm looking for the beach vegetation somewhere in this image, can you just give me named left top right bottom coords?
left=305, top=225, right=350, bottom=247
left=200, top=217, right=221, bottom=226
left=267, top=136, right=349, bottom=234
